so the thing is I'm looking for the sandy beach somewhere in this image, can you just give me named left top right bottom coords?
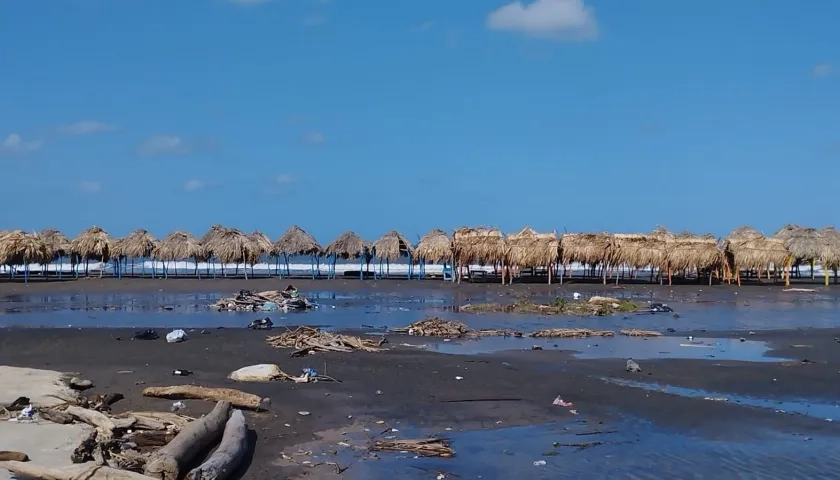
left=1, top=280, right=839, bottom=478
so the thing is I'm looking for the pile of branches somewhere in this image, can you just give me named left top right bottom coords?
left=620, top=329, right=662, bottom=337
left=0, top=399, right=251, bottom=480
left=370, top=438, right=454, bottom=458
left=530, top=328, right=616, bottom=338
left=392, top=317, right=523, bottom=339
left=267, top=326, right=384, bottom=357
left=392, top=317, right=470, bottom=337
left=213, top=289, right=313, bottom=312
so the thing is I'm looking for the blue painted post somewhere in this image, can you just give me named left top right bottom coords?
left=24, top=263, right=29, bottom=284
left=387, top=258, right=390, bottom=278
left=331, top=255, right=337, bottom=279
left=212, top=257, right=217, bottom=279
left=196, top=258, right=201, bottom=279
left=407, top=253, right=412, bottom=280
left=57, top=257, right=63, bottom=280
left=359, top=253, right=363, bottom=280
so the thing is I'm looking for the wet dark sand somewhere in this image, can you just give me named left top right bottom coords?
left=1, top=328, right=838, bottom=478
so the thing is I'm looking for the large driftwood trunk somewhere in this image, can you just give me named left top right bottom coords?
left=144, top=401, right=231, bottom=480
left=0, top=461, right=155, bottom=480
left=142, top=386, right=264, bottom=410
left=185, top=410, right=248, bottom=480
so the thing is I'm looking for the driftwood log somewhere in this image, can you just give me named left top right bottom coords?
left=142, top=386, right=265, bottom=410
left=66, top=406, right=117, bottom=435
left=38, top=408, right=74, bottom=424
left=144, top=401, right=231, bottom=480
left=0, top=461, right=155, bottom=480
left=185, top=410, right=248, bottom=480
left=0, top=451, right=28, bottom=462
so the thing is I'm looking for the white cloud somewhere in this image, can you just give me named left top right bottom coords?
left=58, top=121, right=118, bottom=135
left=813, top=63, right=833, bottom=77
left=302, top=131, right=326, bottom=144
left=303, top=14, right=326, bottom=27
left=138, top=135, right=190, bottom=156
left=487, top=0, right=598, bottom=41
left=183, top=179, right=207, bottom=192
left=78, top=181, right=102, bottom=194
left=276, top=174, right=296, bottom=184
left=2, top=133, right=43, bottom=154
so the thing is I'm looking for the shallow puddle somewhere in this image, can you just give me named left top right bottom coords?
left=311, top=419, right=840, bottom=479
left=602, top=377, right=840, bottom=420
left=411, top=336, right=789, bottom=362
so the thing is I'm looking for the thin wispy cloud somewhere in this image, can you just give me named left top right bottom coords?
left=302, top=131, right=326, bottom=145
left=183, top=179, right=208, bottom=192
left=138, top=135, right=194, bottom=156
left=78, top=181, right=102, bottom=194
left=58, top=121, right=118, bottom=135
left=303, top=14, right=326, bottom=27
left=264, top=173, right=297, bottom=195
left=276, top=173, right=296, bottom=184
left=487, top=0, right=598, bottom=41
left=412, top=21, right=435, bottom=32
left=1, top=133, right=43, bottom=155
left=813, top=63, right=833, bottom=77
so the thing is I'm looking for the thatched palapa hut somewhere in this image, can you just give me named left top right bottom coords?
left=247, top=231, right=274, bottom=276
left=506, top=227, right=559, bottom=285
left=113, top=229, right=159, bottom=278
left=273, top=225, right=322, bottom=278
left=607, top=233, right=669, bottom=284
left=0, top=230, right=50, bottom=282
left=40, top=228, right=71, bottom=278
left=774, top=225, right=823, bottom=280
left=452, top=227, right=508, bottom=283
left=558, top=232, right=611, bottom=283
left=371, top=230, right=416, bottom=279
left=662, top=232, right=722, bottom=285
left=324, top=231, right=371, bottom=279
left=819, top=227, right=840, bottom=284
left=724, top=226, right=790, bottom=286
left=414, top=229, right=452, bottom=279
left=154, top=231, right=206, bottom=278
left=207, top=228, right=254, bottom=278
left=70, top=226, right=113, bottom=278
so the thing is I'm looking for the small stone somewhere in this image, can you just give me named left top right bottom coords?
left=69, top=377, right=94, bottom=390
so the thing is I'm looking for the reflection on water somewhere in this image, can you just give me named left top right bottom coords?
left=336, top=419, right=840, bottom=479
left=0, top=289, right=839, bottom=332
left=421, top=336, right=789, bottom=362
left=601, top=378, right=840, bottom=420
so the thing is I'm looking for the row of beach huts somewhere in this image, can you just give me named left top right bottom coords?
left=0, top=224, right=838, bottom=286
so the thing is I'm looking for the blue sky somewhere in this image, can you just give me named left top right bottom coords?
left=1, top=0, right=839, bottom=245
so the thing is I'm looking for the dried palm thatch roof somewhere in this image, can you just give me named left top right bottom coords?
left=209, top=228, right=254, bottom=264
left=665, top=232, right=723, bottom=271
left=609, top=233, right=668, bottom=270
left=40, top=228, right=71, bottom=260
left=506, top=227, right=559, bottom=268
left=245, top=230, right=274, bottom=265
left=414, top=229, right=452, bottom=263
left=324, top=231, right=370, bottom=259
left=199, top=224, right=228, bottom=255
left=372, top=230, right=415, bottom=261
left=775, top=226, right=823, bottom=261
left=153, top=231, right=206, bottom=261
left=116, top=229, right=159, bottom=258
left=0, top=230, right=50, bottom=265
left=559, top=233, right=610, bottom=265
left=274, top=225, right=321, bottom=256
left=820, top=227, right=840, bottom=270
left=725, top=226, right=789, bottom=269
left=70, top=226, right=113, bottom=261
left=650, top=226, right=677, bottom=242
left=452, top=227, right=508, bottom=265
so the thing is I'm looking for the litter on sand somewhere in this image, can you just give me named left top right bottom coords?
left=369, top=438, right=454, bottom=458
left=266, top=326, right=384, bottom=356
left=620, top=329, right=662, bottom=337
left=166, top=329, right=187, bottom=343
left=213, top=287, right=315, bottom=312
left=392, top=317, right=470, bottom=338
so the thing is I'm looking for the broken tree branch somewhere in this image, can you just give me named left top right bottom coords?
left=142, top=386, right=265, bottom=410
left=185, top=409, right=248, bottom=480
left=144, top=401, right=231, bottom=480
left=0, top=461, right=156, bottom=480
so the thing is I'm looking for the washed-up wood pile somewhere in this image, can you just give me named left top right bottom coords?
left=530, top=328, right=616, bottom=338
left=369, top=438, right=454, bottom=458
left=267, top=326, right=385, bottom=356
left=213, top=289, right=313, bottom=312
left=1, top=400, right=251, bottom=480
left=620, top=329, right=662, bottom=337
left=392, top=317, right=470, bottom=337
left=392, top=317, right=522, bottom=338
left=459, top=296, right=639, bottom=317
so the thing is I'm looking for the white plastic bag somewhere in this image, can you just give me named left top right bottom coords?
left=166, top=329, right=187, bottom=343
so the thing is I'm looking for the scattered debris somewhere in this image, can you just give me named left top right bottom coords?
left=266, top=326, right=383, bottom=356
left=626, top=359, right=642, bottom=373
left=227, top=364, right=339, bottom=383
left=783, top=288, right=818, bottom=292
left=166, top=329, right=188, bottom=343
left=370, top=438, right=454, bottom=458
left=647, top=302, right=674, bottom=313
left=172, top=369, right=193, bottom=377
left=553, top=441, right=603, bottom=451
left=69, top=377, right=94, bottom=391
left=393, top=317, right=469, bottom=338
left=530, top=329, right=615, bottom=338
left=620, top=329, right=662, bottom=337
left=133, top=329, right=159, bottom=341
left=248, top=318, right=274, bottom=330
left=552, top=396, right=573, bottom=407
left=461, top=297, right=638, bottom=317
left=214, top=289, right=314, bottom=312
